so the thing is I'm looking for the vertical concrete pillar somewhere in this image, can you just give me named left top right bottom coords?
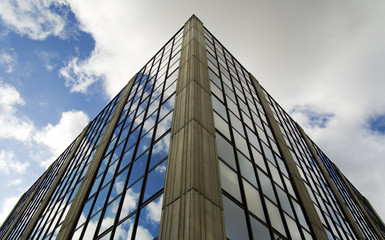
left=158, top=15, right=226, bottom=240
left=19, top=124, right=90, bottom=239
left=250, top=75, right=328, bottom=240
left=335, top=166, right=384, bottom=239
left=55, top=79, right=134, bottom=240
left=297, top=125, right=368, bottom=239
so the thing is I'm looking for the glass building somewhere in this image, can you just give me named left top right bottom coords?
left=1, top=15, right=384, bottom=240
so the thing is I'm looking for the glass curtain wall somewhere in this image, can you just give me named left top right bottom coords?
left=27, top=90, right=123, bottom=240
left=1, top=139, right=77, bottom=239
left=70, top=27, right=183, bottom=240
left=204, top=28, right=313, bottom=240
left=313, top=142, right=384, bottom=239
left=263, top=90, right=359, bottom=240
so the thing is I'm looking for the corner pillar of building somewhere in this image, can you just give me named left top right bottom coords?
left=55, top=79, right=134, bottom=240
left=296, top=124, right=368, bottom=239
left=335, top=165, right=385, bottom=239
left=158, top=15, right=226, bottom=240
left=20, top=124, right=90, bottom=240
left=250, top=75, right=328, bottom=240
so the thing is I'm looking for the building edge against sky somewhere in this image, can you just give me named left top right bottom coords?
left=1, top=15, right=384, bottom=240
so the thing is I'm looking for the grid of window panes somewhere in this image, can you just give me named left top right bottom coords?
left=26, top=91, right=123, bottom=240
left=348, top=182, right=385, bottom=238
left=3, top=138, right=77, bottom=239
left=0, top=176, right=42, bottom=239
left=263, top=91, right=358, bottom=240
left=204, top=28, right=313, bottom=240
left=313, top=142, right=382, bottom=239
left=71, top=27, right=182, bottom=240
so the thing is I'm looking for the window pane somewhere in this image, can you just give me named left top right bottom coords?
left=212, top=96, right=228, bottom=121
left=285, top=214, right=302, bottom=239
left=250, top=216, right=270, bottom=240
left=243, top=180, right=265, bottom=221
left=219, top=161, right=241, bottom=202
left=143, top=161, right=167, bottom=202
left=116, top=214, right=136, bottom=240
left=258, top=169, right=277, bottom=203
left=222, top=195, right=249, bottom=240
left=119, top=179, right=142, bottom=221
left=265, top=198, right=286, bottom=237
left=216, top=133, right=236, bottom=169
left=238, top=152, right=257, bottom=187
left=138, top=194, right=163, bottom=239
left=214, top=112, right=231, bottom=140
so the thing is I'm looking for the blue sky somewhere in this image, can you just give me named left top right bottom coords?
left=1, top=0, right=385, bottom=228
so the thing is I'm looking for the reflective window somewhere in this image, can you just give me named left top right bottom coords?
left=223, top=195, right=249, bottom=240
left=28, top=90, right=123, bottom=240
left=250, top=216, right=270, bottom=240
left=205, top=27, right=313, bottom=240
left=219, top=161, right=242, bottom=202
left=263, top=87, right=368, bottom=239
left=62, top=27, right=181, bottom=240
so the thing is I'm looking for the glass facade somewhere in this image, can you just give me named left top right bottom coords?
left=264, top=90, right=359, bottom=239
left=1, top=137, right=78, bottom=240
left=0, top=172, right=44, bottom=239
left=1, top=15, right=383, bottom=240
left=205, top=27, right=313, bottom=240
left=313, top=142, right=385, bottom=239
left=71, top=27, right=182, bottom=240
left=28, top=90, right=123, bottom=240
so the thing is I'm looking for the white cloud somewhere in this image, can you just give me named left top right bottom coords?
left=0, top=80, right=24, bottom=110
left=0, top=81, right=34, bottom=142
left=0, top=49, right=17, bottom=73
left=0, top=81, right=89, bottom=167
left=121, top=188, right=140, bottom=214
left=0, top=196, right=19, bottom=226
left=0, top=150, right=29, bottom=174
left=36, top=50, right=59, bottom=71
left=34, top=110, right=89, bottom=166
left=59, top=0, right=179, bottom=98
left=0, top=0, right=66, bottom=40
left=146, top=196, right=162, bottom=224
left=114, top=218, right=153, bottom=240
left=290, top=105, right=335, bottom=129
left=8, top=178, right=22, bottom=186
left=236, top=1, right=385, bottom=220
left=134, top=225, right=153, bottom=240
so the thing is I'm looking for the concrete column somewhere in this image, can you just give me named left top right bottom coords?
left=55, top=78, right=134, bottom=240
left=19, top=124, right=90, bottom=240
left=250, top=75, right=328, bottom=240
left=336, top=166, right=384, bottom=239
left=158, top=15, right=226, bottom=240
left=297, top=125, right=367, bottom=239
